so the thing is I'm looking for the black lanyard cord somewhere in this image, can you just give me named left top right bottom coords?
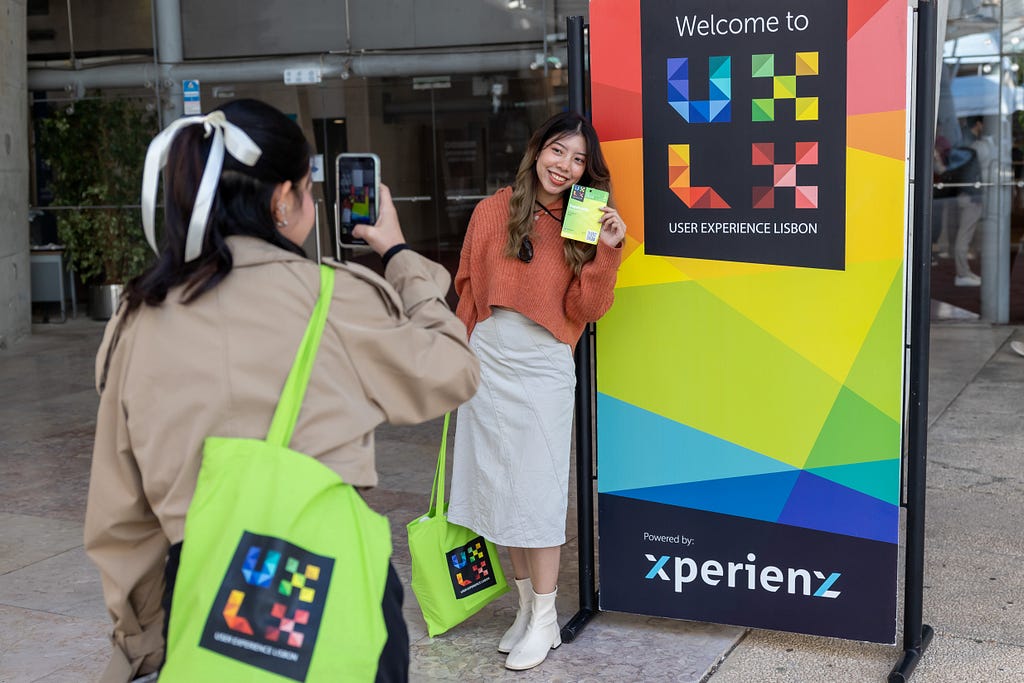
left=534, top=200, right=564, bottom=224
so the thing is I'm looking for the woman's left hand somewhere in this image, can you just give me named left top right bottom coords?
left=598, top=206, right=626, bottom=247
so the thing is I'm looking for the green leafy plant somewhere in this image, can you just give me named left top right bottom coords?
left=37, top=96, right=158, bottom=284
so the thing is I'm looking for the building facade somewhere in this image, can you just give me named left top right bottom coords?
left=6, top=0, right=1024, bottom=346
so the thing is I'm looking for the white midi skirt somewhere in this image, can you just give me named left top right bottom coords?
left=447, top=308, right=576, bottom=548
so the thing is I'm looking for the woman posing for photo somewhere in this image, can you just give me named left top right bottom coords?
left=447, top=111, right=626, bottom=671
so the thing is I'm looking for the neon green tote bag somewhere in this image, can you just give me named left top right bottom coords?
left=407, top=413, right=509, bottom=637
left=162, top=266, right=392, bottom=682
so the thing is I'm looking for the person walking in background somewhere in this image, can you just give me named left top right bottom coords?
left=953, top=115, right=991, bottom=287
left=446, top=111, right=626, bottom=671
left=932, top=132, right=955, bottom=262
left=84, top=99, right=479, bottom=683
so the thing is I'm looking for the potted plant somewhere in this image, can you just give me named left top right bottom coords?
left=37, top=96, right=158, bottom=319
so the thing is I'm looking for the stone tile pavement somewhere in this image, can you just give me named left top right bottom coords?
left=0, top=318, right=1021, bottom=681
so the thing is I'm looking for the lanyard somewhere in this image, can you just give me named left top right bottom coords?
left=534, top=200, right=564, bottom=224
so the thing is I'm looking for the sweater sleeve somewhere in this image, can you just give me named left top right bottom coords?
left=454, top=198, right=483, bottom=339
left=564, top=239, right=622, bottom=324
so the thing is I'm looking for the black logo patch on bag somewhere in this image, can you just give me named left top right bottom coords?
left=447, top=536, right=498, bottom=599
left=199, top=532, right=334, bottom=681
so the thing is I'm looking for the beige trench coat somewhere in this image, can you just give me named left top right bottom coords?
left=84, top=236, right=479, bottom=681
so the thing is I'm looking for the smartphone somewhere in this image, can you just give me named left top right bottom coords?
left=335, top=153, right=381, bottom=245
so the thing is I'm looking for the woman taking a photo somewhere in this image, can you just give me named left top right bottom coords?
left=85, top=99, right=479, bottom=682
left=447, top=111, right=626, bottom=671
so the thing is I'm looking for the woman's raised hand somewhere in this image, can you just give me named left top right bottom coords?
left=598, top=206, right=626, bottom=248
left=353, top=183, right=406, bottom=256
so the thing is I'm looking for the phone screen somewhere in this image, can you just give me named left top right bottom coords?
left=336, top=154, right=379, bottom=243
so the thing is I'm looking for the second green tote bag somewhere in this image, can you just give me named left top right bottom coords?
left=407, top=413, right=509, bottom=637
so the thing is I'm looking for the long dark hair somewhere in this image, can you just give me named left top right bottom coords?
left=123, top=99, right=311, bottom=314
left=506, top=111, right=611, bottom=275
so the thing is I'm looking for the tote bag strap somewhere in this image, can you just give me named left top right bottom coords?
left=266, top=265, right=336, bottom=447
left=427, top=412, right=451, bottom=517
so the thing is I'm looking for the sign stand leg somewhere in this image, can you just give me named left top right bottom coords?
left=891, top=1, right=936, bottom=680
left=564, top=323, right=599, bottom=643
left=562, top=15, right=601, bottom=645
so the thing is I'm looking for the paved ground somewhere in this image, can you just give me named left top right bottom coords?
left=0, top=317, right=1021, bottom=682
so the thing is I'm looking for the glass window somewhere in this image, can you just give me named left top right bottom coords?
left=933, top=20, right=1022, bottom=321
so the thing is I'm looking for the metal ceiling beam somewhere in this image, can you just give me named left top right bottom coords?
left=26, top=48, right=558, bottom=93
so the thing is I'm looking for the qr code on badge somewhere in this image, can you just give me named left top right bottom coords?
left=586, top=230, right=599, bottom=242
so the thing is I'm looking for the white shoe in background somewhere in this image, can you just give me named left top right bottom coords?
left=1010, top=341, right=1024, bottom=357
left=954, top=274, right=981, bottom=287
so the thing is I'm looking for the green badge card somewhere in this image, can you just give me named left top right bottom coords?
left=561, top=184, right=609, bottom=244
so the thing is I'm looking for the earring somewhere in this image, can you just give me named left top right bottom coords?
left=276, top=201, right=288, bottom=228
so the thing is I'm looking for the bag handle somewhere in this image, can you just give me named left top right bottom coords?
left=427, top=413, right=451, bottom=518
left=267, top=265, right=336, bottom=447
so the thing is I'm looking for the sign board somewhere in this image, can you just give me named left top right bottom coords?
left=183, top=79, right=201, bottom=115
left=591, top=0, right=910, bottom=644
left=413, top=76, right=452, bottom=90
left=284, top=68, right=322, bottom=85
left=310, top=154, right=325, bottom=183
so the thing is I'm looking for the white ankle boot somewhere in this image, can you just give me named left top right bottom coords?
left=504, top=587, right=560, bottom=670
left=498, top=578, right=534, bottom=653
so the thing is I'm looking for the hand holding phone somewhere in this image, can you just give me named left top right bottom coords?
left=353, top=184, right=405, bottom=256
left=336, top=153, right=381, bottom=245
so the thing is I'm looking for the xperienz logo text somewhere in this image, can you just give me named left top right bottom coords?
left=644, top=552, right=842, bottom=599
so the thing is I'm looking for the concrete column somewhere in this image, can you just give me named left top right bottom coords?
left=155, top=0, right=184, bottom=120
left=0, top=0, right=29, bottom=349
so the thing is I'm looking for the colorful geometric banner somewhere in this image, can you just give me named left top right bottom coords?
left=591, top=0, right=908, bottom=644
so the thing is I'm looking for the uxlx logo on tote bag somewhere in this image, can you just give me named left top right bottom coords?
left=447, top=536, right=497, bottom=598
left=199, top=532, right=334, bottom=680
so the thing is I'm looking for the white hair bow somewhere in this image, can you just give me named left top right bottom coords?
left=140, top=110, right=262, bottom=262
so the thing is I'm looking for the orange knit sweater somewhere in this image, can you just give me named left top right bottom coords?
left=455, top=187, right=622, bottom=347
